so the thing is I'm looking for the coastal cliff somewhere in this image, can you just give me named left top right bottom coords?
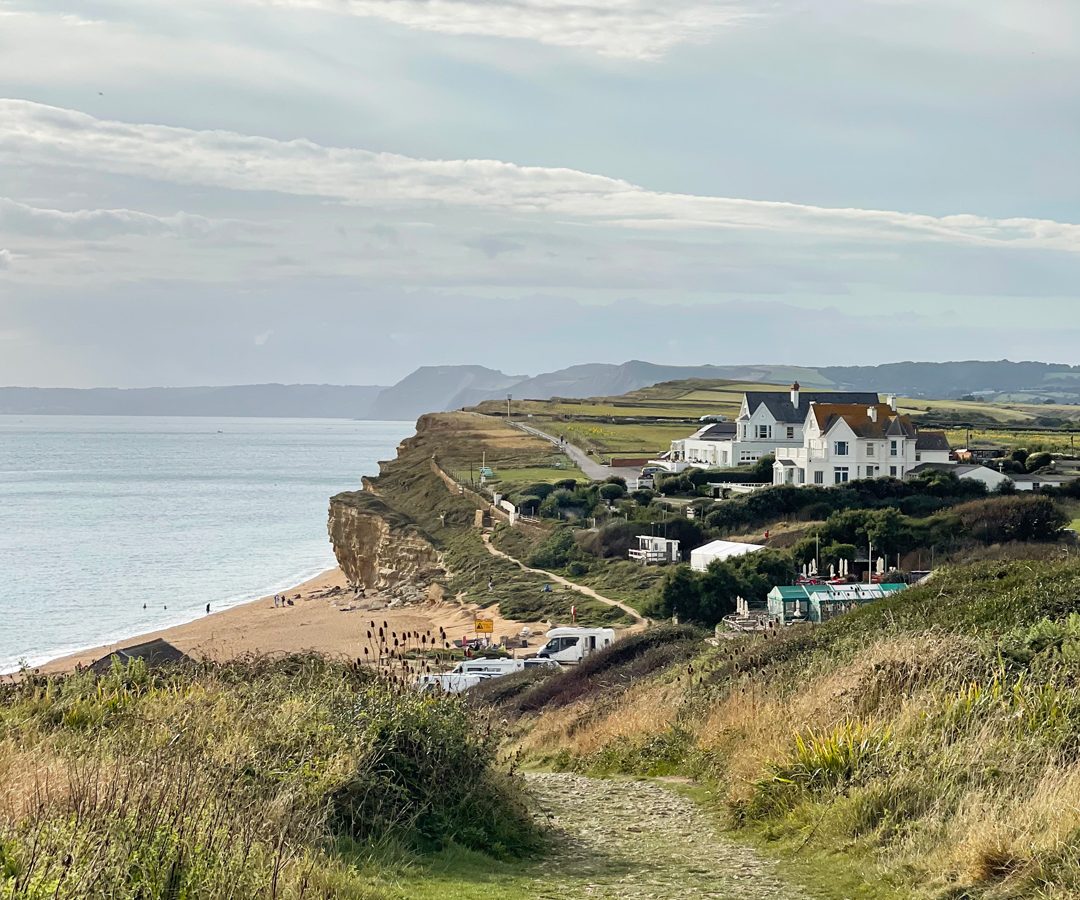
left=328, top=489, right=443, bottom=597
left=326, top=412, right=557, bottom=606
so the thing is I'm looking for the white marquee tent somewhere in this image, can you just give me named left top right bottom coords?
left=690, top=539, right=766, bottom=572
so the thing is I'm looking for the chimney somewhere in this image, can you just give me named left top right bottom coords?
left=887, top=394, right=897, bottom=411
left=868, top=406, right=878, bottom=423
left=791, top=382, right=801, bottom=409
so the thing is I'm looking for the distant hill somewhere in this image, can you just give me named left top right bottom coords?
left=6, top=359, right=1078, bottom=420
left=0, top=384, right=386, bottom=418
left=822, top=360, right=1080, bottom=399
left=367, top=365, right=524, bottom=421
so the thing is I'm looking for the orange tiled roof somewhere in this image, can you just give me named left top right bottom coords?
left=811, top=403, right=918, bottom=439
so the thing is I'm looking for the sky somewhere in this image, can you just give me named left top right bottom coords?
left=1, top=0, right=1079, bottom=387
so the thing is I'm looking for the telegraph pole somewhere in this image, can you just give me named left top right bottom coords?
left=507, top=394, right=512, bottom=422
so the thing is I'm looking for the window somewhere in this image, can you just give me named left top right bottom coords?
left=890, top=465, right=898, bottom=477
left=834, top=441, right=850, bottom=456
left=756, top=424, right=772, bottom=440
left=865, top=465, right=877, bottom=477
left=814, top=471, right=824, bottom=484
left=834, top=467, right=850, bottom=484
left=786, top=426, right=795, bottom=440
left=867, top=443, right=875, bottom=456
left=915, top=452, right=922, bottom=462
left=890, top=440, right=899, bottom=457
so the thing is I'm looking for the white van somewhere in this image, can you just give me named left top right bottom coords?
left=535, top=627, right=616, bottom=665
left=415, top=673, right=489, bottom=694
left=451, top=658, right=525, bottom=677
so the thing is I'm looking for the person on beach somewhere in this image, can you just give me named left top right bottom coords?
left=205, top=603, right=210, bottom=615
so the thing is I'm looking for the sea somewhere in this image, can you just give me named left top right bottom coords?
left=0, top=416, right=413, bottom=673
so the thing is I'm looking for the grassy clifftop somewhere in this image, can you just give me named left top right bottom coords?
left=0, top=657, right=539, bottom=898
left=483, top=554, right=1080, bottom=898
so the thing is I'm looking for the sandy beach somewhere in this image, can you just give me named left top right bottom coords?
left=35, top=568, right=549, bottom=675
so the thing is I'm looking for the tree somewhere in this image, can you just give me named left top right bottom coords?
left=646, top=566, right=702, bottom=621
left=955, top=495, right=1068, bottom=544
left=599, top=482, right=627, bottom=501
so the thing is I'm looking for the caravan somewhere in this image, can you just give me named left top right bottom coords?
left=535, top=627, right=615, bottom=665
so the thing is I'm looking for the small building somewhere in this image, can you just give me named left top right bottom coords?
left=908, top=462, right=1012, bottom=492
left=629, top=535, right=681, bottom=565
left=690, top=539, right=765, bottom=572
left=1011, top=474, right=1079, bottom=492
left=88, top=639, right=193, bottom=674
left=767, top=583, right=908, bottom=624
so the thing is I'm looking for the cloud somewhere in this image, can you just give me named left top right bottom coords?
left=0, top=197, right=255, bottom=240
left=0, top=248, right=12, bottom=269
left=4, top=100, right=1079, bottom=255
left=249, top=0, right=755, bottom=60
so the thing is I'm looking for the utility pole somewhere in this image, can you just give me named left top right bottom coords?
left=507, top=394, right=512, bottom=423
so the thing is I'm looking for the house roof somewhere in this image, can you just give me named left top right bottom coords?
left=770, top=584, right=907, bottom=600
left=688, top=422, right=738, bottom=441
left=743, top=391, right=879, bottom=425
left=811, top=403, right=918, bottom=439
left=88, top=639, right=193, bottom=674
left=908, top=462, right=995, bottom=478
left=915, top=430, right=951, bottom=452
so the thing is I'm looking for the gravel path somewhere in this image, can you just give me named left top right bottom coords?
left=523, top=773, right=811, bottom=900
left=481, top=532, right=647, bottom=625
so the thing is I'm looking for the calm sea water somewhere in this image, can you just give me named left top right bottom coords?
left=0, top=416, right=412, bottom=673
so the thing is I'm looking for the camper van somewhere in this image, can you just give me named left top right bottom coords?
left=450, top=658, right=525, bottom=677
left=535, top=627, right=616, bottom=665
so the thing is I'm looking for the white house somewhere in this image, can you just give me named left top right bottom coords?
left=690, top=540, right=765, bottom=572
left=659, top=384, right=880, bottom=472
left=665, top=421, right=738, bottom=469
left=774, top=401, right=953, bottom=486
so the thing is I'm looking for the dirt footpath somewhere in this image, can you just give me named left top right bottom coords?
left=523, top=773, right=811, bottom=900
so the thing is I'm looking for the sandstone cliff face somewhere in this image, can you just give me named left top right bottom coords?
left=328, top=491, right=444, bottom=598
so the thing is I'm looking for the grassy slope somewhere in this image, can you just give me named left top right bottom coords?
left=0, top=657, right=539, bottom=899
left=489, top=554, right=1080, bottom=899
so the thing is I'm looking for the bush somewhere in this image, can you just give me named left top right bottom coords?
left=527, top=527, right=581, bottom=568
left=599, top=482, right=627, bottom=501
left=1026, top=452, right=1054, bottom=473
left=955, top=495, right=1068, bottom=544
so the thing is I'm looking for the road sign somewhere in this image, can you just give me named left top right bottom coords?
left=474, top=618, right=494, bottom=634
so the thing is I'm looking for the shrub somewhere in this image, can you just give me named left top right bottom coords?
left=599, top=482, right=627, bottom=501
left=955, top=495, right=1068, bottom=544
left=527, top=527, right=580, bottom=568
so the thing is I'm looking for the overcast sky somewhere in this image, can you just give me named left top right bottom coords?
left=2, top=0, right=1078, bottom=387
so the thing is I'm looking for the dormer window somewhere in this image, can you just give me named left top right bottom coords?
left=867, top=443, right=875, bottom=456
left=786, top=426, right=795, bottom=440
left=834, top=441, right=850, bottom=456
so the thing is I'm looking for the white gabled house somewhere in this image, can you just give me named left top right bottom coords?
left=774, top=401, right=953, bottom=486
left=659, top=383, right=880, bottom=472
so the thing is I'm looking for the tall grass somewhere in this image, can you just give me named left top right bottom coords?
left=0, top=656, right=539, bottom=898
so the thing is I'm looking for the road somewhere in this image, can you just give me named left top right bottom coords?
left=510, top=421, right=641, bottom=482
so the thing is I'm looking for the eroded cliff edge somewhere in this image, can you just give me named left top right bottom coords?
left=328, top=489, right=444, bottom=598
left=327, top=414, right=482, bottom=601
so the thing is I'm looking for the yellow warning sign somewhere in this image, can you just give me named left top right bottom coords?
left=474, top=618, right=494, bottom=634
